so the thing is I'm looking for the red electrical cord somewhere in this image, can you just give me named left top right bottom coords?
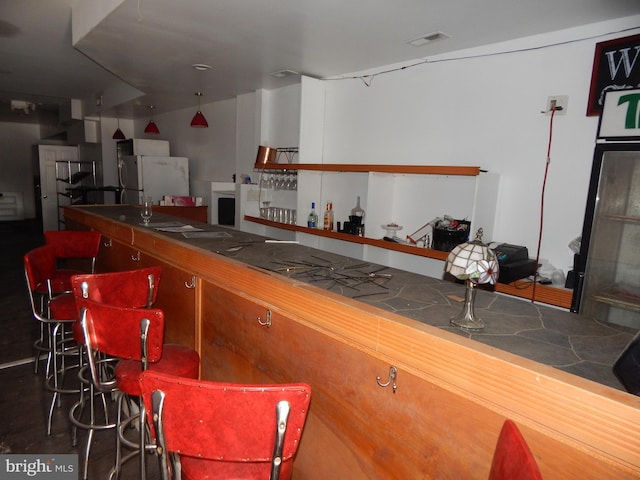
left=532, top=108, right=556, bottom=302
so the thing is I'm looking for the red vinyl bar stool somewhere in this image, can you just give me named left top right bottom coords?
left=76, top=298, right=200, bottom=480
left=70, top=266, right=163, bottom=480
left=28, top=230, right=101, bottom=377
left=24, top=244, right=82, bottom=436
left=488, top=420, right=543, bottom=480
left=139, top=371, right=312, bottom=480
left=44, top=230, right=102, bottom=294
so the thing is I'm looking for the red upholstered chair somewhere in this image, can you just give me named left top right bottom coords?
left=138, top=371, right=312, bottom=480
left=488, top=420, right=543, bottom=480
left=77, top=298, right=200, bottom=480
left=44, top=230, right=102, bottom=294
left=69, top=266, right=163, bottom=479
left=24, top=245, right=81, bottom=435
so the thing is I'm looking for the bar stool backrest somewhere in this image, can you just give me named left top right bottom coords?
left=139, top=371, right=312, bottom=480
left=77, top=299, right=165, bottom=392
left=24, top=245, right=58, bottom=313
left=488, top=420, right=543, bottom=480
left=71, top=266, right=162, bottom=309
left=45, top=230, right=102, bottom=273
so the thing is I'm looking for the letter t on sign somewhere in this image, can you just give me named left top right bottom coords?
left=618, top=93, right=640, bottom=129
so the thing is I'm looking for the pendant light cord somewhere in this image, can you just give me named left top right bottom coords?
left=532, top=108, right=556, bottom=302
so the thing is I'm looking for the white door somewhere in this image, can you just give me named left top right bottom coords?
left=37, top=145, right=78, bottom=231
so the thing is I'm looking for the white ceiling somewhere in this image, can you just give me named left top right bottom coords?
left=0, top=0, right=639, bottom=123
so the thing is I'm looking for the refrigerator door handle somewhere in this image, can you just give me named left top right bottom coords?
left=118, top=159, right=125, bottom=188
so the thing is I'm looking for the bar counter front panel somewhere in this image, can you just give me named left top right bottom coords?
left=64, top=205, right=640, bottom=480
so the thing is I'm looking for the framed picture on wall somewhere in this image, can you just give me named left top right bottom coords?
left=586, top=33, right=640, bottom=117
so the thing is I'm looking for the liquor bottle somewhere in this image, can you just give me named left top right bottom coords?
left=323, top=201, right=334, bottom=231
left=307, top=202, right=318, bottom=228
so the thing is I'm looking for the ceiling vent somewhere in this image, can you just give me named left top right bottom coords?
left=406, top=31, right=450, bottom=47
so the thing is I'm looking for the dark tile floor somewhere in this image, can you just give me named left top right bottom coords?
left=0, top=220, right=155, bottom=479
left=0, top=219, right=43, bottom=366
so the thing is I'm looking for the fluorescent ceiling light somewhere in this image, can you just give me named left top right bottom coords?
left=406, top=31, right=450, bottom=47
left=271, top=70, right=299, bottom=78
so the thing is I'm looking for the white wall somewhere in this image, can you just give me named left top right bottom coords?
left=314, top=17, right=640, bottom=274
left=265, top=84, right=301, bottom=150
left=236, top=91, right=262, bottom=184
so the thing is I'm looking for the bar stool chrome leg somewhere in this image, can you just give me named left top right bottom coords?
left=109, top=393, right=148, bottom=480
left=69, top=360, right=116, bottom=480
left=44, top=321, right=81, bottom=436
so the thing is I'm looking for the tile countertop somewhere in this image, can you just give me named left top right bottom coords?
left=89, top=206, right=637, bottom=391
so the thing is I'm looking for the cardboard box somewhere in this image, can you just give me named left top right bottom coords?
left=162, top=195, right=203, bottom=207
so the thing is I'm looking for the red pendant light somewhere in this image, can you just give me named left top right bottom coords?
left=112, top=117, right=126, bottom=139
left=144, top=120, right=160, bottom=134
left=112, top=128, right=126, bottom=139
left=190, top=92, right=208, bottom=128
left=144, top=105, right=160, bottom=134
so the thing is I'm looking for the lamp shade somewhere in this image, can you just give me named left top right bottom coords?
left=144, top=120, right=160, bottom=134
left=112, top=127, right=126, bottom=140
left=445, top=229, right=499, bottom=285
left=190, top=110, right=208, bottom=128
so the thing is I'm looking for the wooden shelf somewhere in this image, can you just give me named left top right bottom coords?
left=255, top=163, right=481, bottom=176
left=246, top=215, right=450, bottom=261
left=495, top=279, right=573, bottom=309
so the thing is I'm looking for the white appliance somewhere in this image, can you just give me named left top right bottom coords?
left=119, top=155, right=189, bottom=204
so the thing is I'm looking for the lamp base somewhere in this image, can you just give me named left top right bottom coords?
left=450, top=280, right=485, bottom=331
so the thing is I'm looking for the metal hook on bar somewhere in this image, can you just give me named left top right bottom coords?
left=257, top=309, right=272, bottom=327
left=184, top=275, right=196, bottom=289
left=103, top=238, right=112, bottom=248
left=131, top=251, right=141, bottom=261
left=376, top=365, right=398, bottom=393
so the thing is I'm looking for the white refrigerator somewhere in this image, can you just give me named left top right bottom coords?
left=119, top=155, right=189, bottom=204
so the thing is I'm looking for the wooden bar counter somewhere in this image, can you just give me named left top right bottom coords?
left=64, top=205, right=640, bottom=480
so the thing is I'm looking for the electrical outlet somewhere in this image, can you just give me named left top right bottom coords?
left=247, top=189, right=260, bottom=201
left=545, top=95, right=568, bottom=115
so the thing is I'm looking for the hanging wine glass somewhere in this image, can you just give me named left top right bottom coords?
left=284, top=173, right=293, bottom=190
